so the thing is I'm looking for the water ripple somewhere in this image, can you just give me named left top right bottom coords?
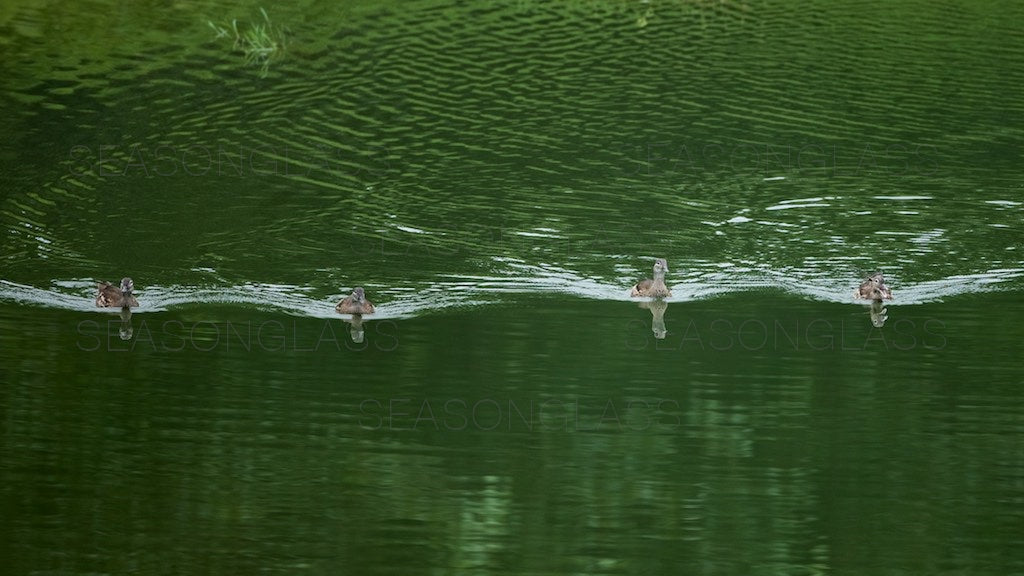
left=4, top=266, right=1021, bottom=318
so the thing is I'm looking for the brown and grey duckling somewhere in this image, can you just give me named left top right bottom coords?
left=630, top=258, right=672, bottom=298
left=855, top=272, right=893, bottom=301
left=336, top=287, right=375, bottom=315
left=95, top=277, right=139, bottom=308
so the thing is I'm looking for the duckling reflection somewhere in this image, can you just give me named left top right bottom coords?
left=638, top=299, right=669, bottom=339
left=341, top=314, right=366, bottom=343
left=868, top=299, right=888, bottom=328
left=336, top=287, right=375, bottom=344
left=118, top=306, right=134, bottom=340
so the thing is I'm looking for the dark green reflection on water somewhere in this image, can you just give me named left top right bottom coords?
left=3, top=294, right=1023, bottom=574
left=1, top=0, right=1023, bottom=574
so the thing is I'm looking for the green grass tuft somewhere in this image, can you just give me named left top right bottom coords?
left=208, top=7, right=286, bottom=78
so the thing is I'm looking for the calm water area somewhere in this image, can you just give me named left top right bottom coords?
left=1, top=1, right=1022, bottom=574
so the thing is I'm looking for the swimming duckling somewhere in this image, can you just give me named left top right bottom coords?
left=630, top=258, right=672, bottom=298
left=95, top=277, right=139, bottom=308
left=336, top=287, right=375, bottom=315
left=855, top=272, right=893, bottom=301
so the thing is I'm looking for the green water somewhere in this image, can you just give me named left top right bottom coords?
left=2, top=0, right=1023, bottom=574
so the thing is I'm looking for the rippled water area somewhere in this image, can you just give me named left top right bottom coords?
left=2, top=1, right=1023, bottom=574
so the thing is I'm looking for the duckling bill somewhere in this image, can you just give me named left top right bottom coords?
left=630, top=258, right=672, bottom=298
left=855, top=272, right=893, bottom=301
left=336, top=287, right=375, bottom=315
left=96, top=277, right=139, bottom=308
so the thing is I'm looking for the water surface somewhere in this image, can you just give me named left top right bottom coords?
left=1, top=0, right=1022, bottom=574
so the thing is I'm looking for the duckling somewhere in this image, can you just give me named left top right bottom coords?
left=336, top=287, right=375, bottom=315
left=855, top=272, right=893, bottom=301
left=95, top=277, right=139, bottom=308
left=630, top=258, right=672, bottom=298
